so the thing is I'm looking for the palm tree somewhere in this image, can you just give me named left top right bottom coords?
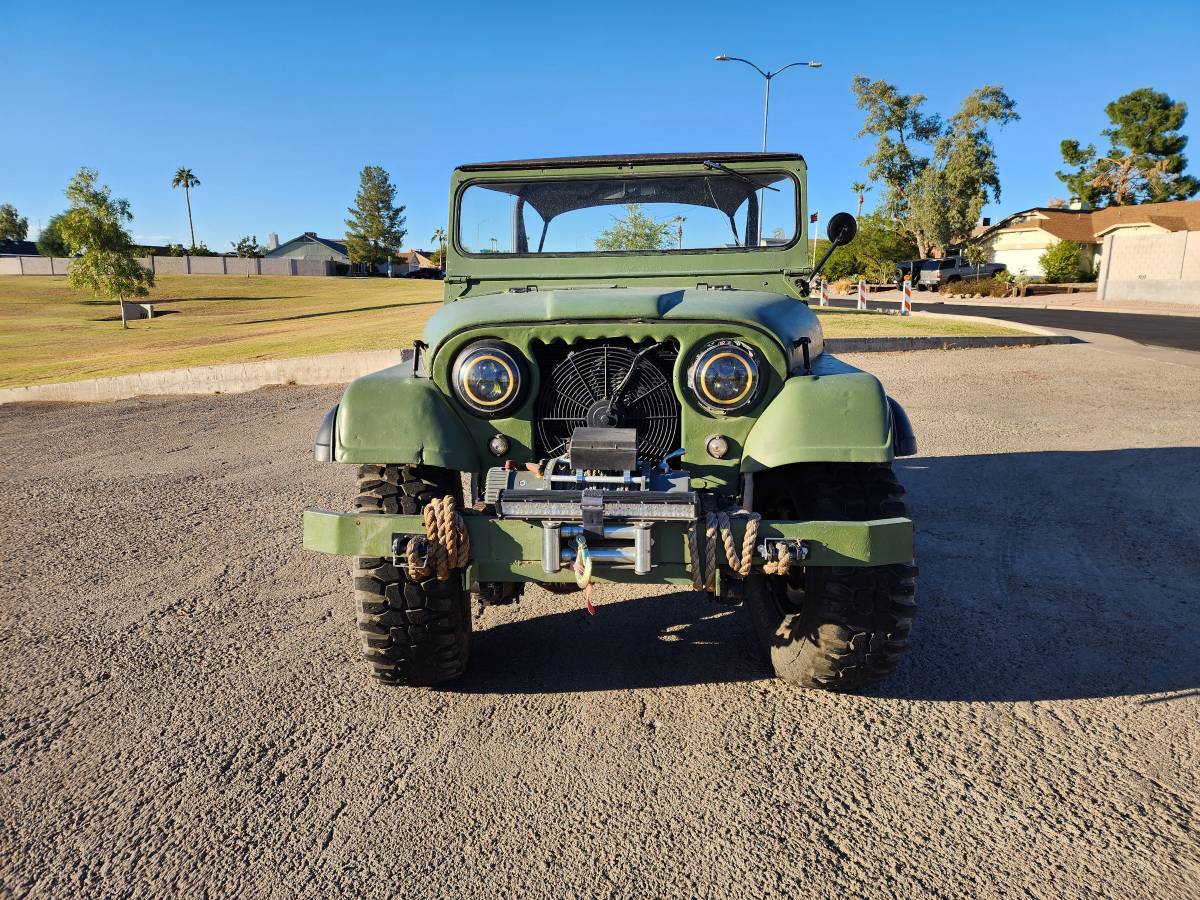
left=430, top=227, right=447, bottom=265
left=669, top=215, right=686, bottom=249
left=171, top=167, right=201, bottom=250
left=851, top=181, right=871, bottom=218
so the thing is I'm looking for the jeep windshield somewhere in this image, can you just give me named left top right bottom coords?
left=456, top=171, right=798, bottom=256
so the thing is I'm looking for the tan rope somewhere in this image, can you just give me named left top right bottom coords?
left=688, top=509, right=791, bottom=590
left=687, top=523, right=705, bottom=592
left=763, top=544, right=792, bottom=576
left=407, top=496, right=470, bottom=581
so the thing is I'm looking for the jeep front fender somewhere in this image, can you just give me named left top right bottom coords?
left=741, top=363, right=912, bottom=470
left=332, top=363, right=481, bottom=471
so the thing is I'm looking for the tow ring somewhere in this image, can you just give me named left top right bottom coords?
left=572, top=535, right=596, bottom=615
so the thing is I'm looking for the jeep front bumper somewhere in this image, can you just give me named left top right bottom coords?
left=302, top=508, right=913, bottom=585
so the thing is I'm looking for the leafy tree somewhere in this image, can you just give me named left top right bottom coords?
left=964, top=241, right=990, bottom=279
left=1058, top=89, right=1199, bottom=206
left=36, top=213, right=71, bottom=257
left=231, top=235, right=264, bottom=257
left=1039, top=240, right=1083, bottom=283
left=852, top=76, right=1018, bottom=257
left=0, top=203, right=28, bottom=241
left=815, top=211, right=919, bottom=282
left=166, top=243, right=187, bottom=257
left=594, top=204, right=672, bottom=251
left=171, top=167, right=201, bottom=249
left=345, top=165, right=407, bottom=274
left=58, top=168, right=154, bottom=329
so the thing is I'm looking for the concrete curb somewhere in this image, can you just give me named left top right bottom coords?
left=0, top=349, right=407, bottom=406
left=826, top=334, right=1075, bottom=353
left=2, top=333, right=1075, bottom=406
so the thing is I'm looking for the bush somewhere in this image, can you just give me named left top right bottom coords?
left=1039, top=240, right=1083, bottom=283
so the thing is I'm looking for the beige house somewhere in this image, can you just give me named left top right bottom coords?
left=978, top=200, right=1200, bottom=279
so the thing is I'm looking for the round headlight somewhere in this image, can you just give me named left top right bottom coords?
left=453, top=343, right=526, bottom=416
left=689, top=340, right=761, bottom=414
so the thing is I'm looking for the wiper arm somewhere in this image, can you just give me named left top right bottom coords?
left=702, top=160, right=781, bottom=191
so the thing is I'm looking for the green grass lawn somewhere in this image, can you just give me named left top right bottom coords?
left=0, top=276, right=1023, bottom=388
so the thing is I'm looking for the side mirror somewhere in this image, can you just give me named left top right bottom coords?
left=826, top=211, right=857, bottom=245
left=803, top=212, right=859, bottom=294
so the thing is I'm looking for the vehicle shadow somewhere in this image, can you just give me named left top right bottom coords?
left=455, top=446, right=1200, bottom=701
left=455, top=591, right=766, bottom=694
left=873, top=446, right=1200, bottom=702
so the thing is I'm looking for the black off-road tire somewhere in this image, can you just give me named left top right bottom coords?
left=352, top=464, right=471, bottom=686
left=748, top=464, right=918, bottom=691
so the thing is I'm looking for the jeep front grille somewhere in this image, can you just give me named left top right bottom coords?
left=533, top=340, right=680, bottom=463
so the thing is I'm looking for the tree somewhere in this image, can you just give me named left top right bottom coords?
left=171, top=167, right=201, bottom=249
left=345, top=165, right=407, bottom=275
left=594, top=204, right=672, bottom=251
left=670, top=215, right=686, bottom=249
left=850, top=182, right=870, bottom=218
left=964, top=241, right=990, bottom=280
left=815, top=211, right=919, bottom=282
left=852, top=76, right=1018, bottom=257
left=231, top=235, right=264, bottom=257
left=0, top=204, right=28, bottom=241
left=1057, top=89, right=1199, bottom=207
left=58, top=168, right=154, bottom=329
left=1039, top=240, right=1083, bottom=283
left=430, top=227, right=447, bottom=260
left=36, top=213, right=71, bottom=257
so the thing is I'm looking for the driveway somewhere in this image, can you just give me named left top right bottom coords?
left=1, top=344, right=1197, bottom=898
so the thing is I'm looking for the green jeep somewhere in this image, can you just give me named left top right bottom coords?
left=304, top=152, right=918, bottom=691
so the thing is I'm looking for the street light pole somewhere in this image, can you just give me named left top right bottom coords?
left=715, top=55, right=821, bottom=244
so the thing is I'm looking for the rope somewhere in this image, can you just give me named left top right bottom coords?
left=406, top=496, right=470, bottom=581
left=688, top=509, right=791, bottom=592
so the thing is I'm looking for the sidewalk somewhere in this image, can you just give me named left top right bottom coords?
left=854, top=288, right=1200, bottom=317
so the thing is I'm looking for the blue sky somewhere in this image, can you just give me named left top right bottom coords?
left=4, top=0, right=1199, bottom=252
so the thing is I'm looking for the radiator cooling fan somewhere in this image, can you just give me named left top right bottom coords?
left=534, top=342, right=679, bottom=463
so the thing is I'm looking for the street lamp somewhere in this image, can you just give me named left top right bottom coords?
left=715, top=54, right=822, bottom=244
left=714, top=55, right=822, bottom=152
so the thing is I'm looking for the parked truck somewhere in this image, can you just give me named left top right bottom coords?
left=915, top=255, right=1006, bottom=291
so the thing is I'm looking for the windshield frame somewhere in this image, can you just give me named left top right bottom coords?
left=452, top=169, right=803, bottom=260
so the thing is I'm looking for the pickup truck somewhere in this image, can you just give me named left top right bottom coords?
left=913, top=256, right=1006, bottom=291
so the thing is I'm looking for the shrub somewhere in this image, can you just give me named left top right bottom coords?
left=1039, top=240, right=1083, bottom=283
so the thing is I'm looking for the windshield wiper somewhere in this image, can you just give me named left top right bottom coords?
left=702, top=160, right=780, bottom=191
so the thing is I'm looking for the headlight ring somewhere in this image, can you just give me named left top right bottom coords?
left=453, top=342, right=526, bottom=416
left=688, top=340, right=762, bottom=414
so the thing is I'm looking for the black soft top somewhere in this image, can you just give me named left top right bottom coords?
left=457, top=151, right=803, bottom=172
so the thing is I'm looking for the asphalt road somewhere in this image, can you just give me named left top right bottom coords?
left=2, top=345, right=1199, bottom=898
left=826, top=296, right=1200, bottom=351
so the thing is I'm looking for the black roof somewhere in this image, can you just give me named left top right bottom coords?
left=457, top=152, right=803, bottom=172
left=0, top=239, right=38, bottom=256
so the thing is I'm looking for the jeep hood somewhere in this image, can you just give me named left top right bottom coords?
left=421, top=287, right=823, bottom=357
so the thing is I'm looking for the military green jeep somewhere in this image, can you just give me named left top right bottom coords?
left=304, top=152, right=917, bottom=691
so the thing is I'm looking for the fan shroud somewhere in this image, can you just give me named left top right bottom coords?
left=533, top=340, right=680, bottom=463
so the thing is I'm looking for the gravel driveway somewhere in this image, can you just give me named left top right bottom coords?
left=1, top=345, right=1198, bottom=899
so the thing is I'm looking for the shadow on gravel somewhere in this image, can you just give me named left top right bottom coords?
left=458, top=447, right=1200, bottom=701
left=455, top=595, right=767, bottom=694
left=871, top=447, right=1200, bottom=703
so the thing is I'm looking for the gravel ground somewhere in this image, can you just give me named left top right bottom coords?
left=1, top=344, right=1198, bottom=899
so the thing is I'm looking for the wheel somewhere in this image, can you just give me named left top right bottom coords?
left=352, top=464, right=471, bottom=686
left=747, top=464, right=918, bottom=691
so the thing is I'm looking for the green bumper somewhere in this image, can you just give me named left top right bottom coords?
left=303, top=509, right=913, bottom=584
